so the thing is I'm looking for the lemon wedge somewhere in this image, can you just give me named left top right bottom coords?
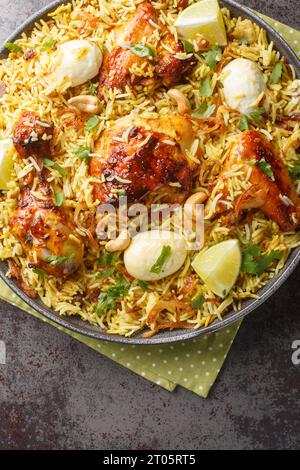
left=192, top=239, right=241, bottom=297
left=174, top=0, right=227, bottom=46
left=0, top=139, right=14, bottom=190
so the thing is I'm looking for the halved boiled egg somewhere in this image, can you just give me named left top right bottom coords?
left=221, top=58, right=268, bottom=115
left=52, top=40, right=102, bottom=89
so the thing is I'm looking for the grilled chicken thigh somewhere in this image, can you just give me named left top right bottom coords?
left=89, top=115, right=196, bottom=204
left=206, top=130, right=300, bottom=231
left=99, top=1, right=187, bottom=97
left=10, top=112, right=84, bottom=277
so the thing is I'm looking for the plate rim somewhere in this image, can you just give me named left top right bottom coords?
left=0, top=0, right=299, bottom=345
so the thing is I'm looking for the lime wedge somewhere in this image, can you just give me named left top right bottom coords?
left=192, top=239, right=241, bottom=297
left=174, top=0, right=227, bottom=45
left=0, top=139, right=14, bottom=190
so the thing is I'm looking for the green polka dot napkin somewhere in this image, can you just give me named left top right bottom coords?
left=0, top=14, right=299, bottom=398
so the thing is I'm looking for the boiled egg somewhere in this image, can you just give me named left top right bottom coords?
left=52, top=40, right=102, bottom=88
left=221, top=58, right=268, bottom=115
left=124, top=230, right=187, bottom=282
left=0, top=139, right=14, bottom=190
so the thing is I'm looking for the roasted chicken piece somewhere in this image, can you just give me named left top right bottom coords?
left=13, top=111, right=54, bottom=160
left=10, top=112, right=84, bottom=278
left=99, top=1, right=187, bottom=97
left=89, top=115, right=196, bottom=204
left=206, top=130, right=300, bottom=231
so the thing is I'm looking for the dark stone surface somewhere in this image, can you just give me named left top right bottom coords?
left=0, top=0, right=299, bottom=450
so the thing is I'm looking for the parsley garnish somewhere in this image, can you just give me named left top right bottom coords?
left=269, top=62, right=282, bottom=84
left=96, top=276, right=130, bottom=316
left=41, top=37, right=55, bottom=51
left=182, top=39, right=194, bottom=53
left=249, top=107, right=266, bottom=125
left=129, top=42, right=154, bottom=58
left=86, top=116, right=100, bottom=132
left=256, top=159, right=275, bottom=180
left=204, top=46, right=222, bottom=71
left=32, top=268, right=46, bottom=279
left=46, top=254, right=73, bottom=266
left=54, top=191, right=64, bottom=207
left=150, top=245, right=172, bottom=274
left=241, top=243, right=281, bottom=276
left=43, top=158, right=67, bottom=177
left=74, top=146, right=91, bottom=160
left=191, top=293, right=205, bottom=310
left=199, top=76, right=213, bottom=97
left=192, top=102, right=216, bottom=119
left=239, top=115, right=249, bottom=131
left=4, top=42, right=22, bottom=53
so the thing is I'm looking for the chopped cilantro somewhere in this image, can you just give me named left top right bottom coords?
left=46, top=254, right=73, bottom=266
left=269, top=62, right=282, bottom=84
left=203, top=46, right=222, bottom=71
left=32, top=268, right=46, bottom=279
left=182, top=39, right=194, bottom=53
left=96, top=276, right=130, bottom=316
left=150, top=245, right=172, bottom=274
left=137, top=280, right=148, bottom=290
left=96, top=267, right=116, bottom=279
left=256, top=159, right=275, bottom=180
left=240, top=115, right=249, bottom=131
left=249, top=107, right=266, bottom=125
left=74, top=146, right=91, bottom=160
left=41, top=37, right=55, bottom=51
left=192, top=102, right=216, bottom=119
left=100, top=250, right=118, bottom=267
left=86, top=116, right=100, bottom=132
left=54, top=191, right=64, bottom=207
left=4, top=42, right=22, bottom=53
left=241, top=243, right=281, bottom=276
left=43, top=158, right=67, bottom=177
left=129, top=42, right=154, bottom=58
left=191, top=293, right=205, bottom=310
left=199, top=76, right=213, bottom=97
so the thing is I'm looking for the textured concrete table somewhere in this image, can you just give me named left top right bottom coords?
left=0, top=0, right=299, bottom=450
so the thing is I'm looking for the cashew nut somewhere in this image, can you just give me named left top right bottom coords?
left=68, top=95, right=102, bottom=114
left=184, top=192, right=208, bottom=220
left=105, top=230, right=131, bottom=253
left=167, top=89, right=191, bottom=115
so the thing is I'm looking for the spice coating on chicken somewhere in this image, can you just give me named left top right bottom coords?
left=89, top=115, right=196, bottom=204
left=207, top=130, right=300, bottom=231
left=98, top=1, right=187, bottom=97
left=10, top=112, right=84, bottom=278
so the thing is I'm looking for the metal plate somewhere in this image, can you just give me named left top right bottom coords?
left=0, top=0, right=299, bottom=344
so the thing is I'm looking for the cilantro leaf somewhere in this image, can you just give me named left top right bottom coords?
left=191, top=102, right=216, bottom=119
left=199, top=76, right=213, bottom=97
left=74, top=146, right=91, bottom=160
left=150, top=245, right=172, bottom=274
left=204, top=46, right=222, bottom=71
left=43, top=158, right=67, bottom=177
left=46, top=254, right=73, bottom=266
left=32, top=268, right=46, bottom=279
left=288, top=158, right=300, bottom=178
left=256, top=159, right=275, bottom=180
left=4, top=42, right=22, bottom=53
left=86, top=116, right=100, bottom=132
left=269, top=62, right=282, bottom=84
left=54, top=191, right=64, bottom=207
left=240, top=115, right=249, bottom=131
left=182, top=40, right=194, bottom=53
left=241, top=243, right=281, bottom=276
left=96, top=267, right=116, bottom=279
left=191, top=293, right=205, bottom=310
left=100, top=250, right=118, bottom=267
left=129, top=42, right=154, bottom=58
left=96, top=276, right=130, bottom=316
left=137, top=280, right=148, bottom=290
left=249, top=107, right=266, bottom=125
left=41, top=37, right=55, bottom=51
